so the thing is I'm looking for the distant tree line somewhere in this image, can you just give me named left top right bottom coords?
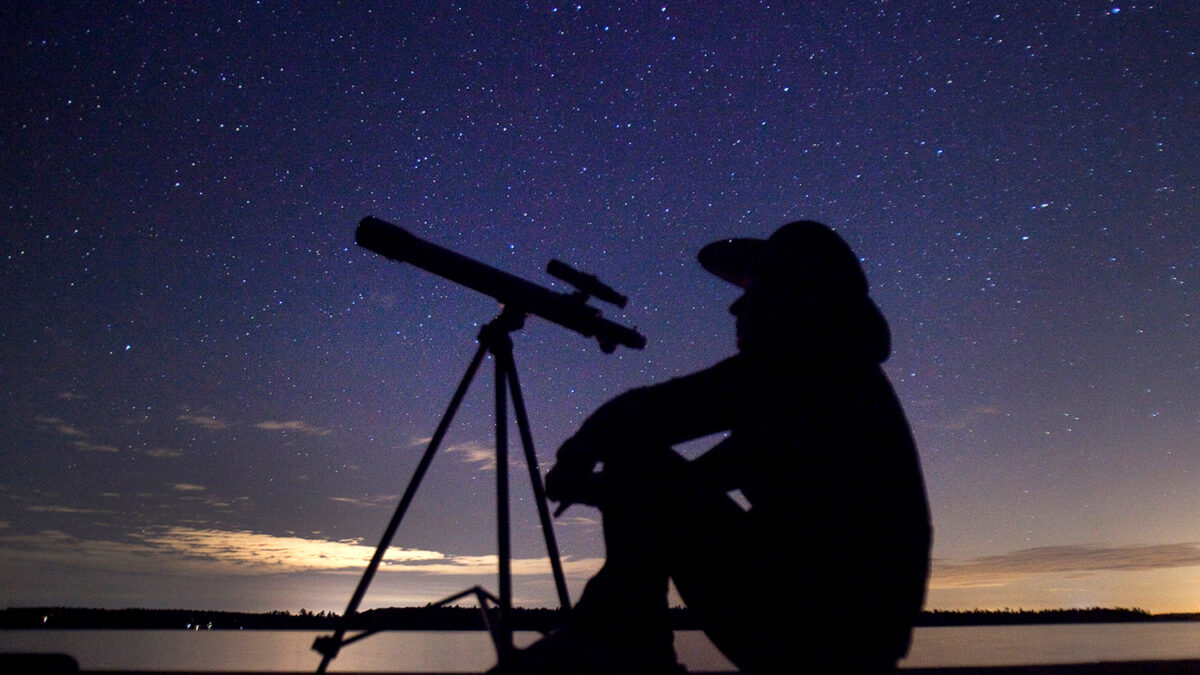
left=0, top=605, right=566, bottom=631
left=915, top=607, right=1156, bottom=626
left=2, top=605, right=1193, bottom=631
left=0, top=607, right=341, bottom=630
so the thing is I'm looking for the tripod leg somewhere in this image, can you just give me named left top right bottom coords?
left=494, top=349, right=514, bottom=658
left=315, top=341, right=489, bottom=674
left=502, top=351, right=573, bottom=613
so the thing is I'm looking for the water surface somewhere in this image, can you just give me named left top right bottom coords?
left=3, top=624, right=1200, bottom=671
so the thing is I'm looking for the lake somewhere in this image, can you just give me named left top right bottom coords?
left=3, top=624, right=1200, bottom=671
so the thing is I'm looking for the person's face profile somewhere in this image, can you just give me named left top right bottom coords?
left=731, top=278, right=822, bottom=354
left=730, top=280, right=774, bottom=353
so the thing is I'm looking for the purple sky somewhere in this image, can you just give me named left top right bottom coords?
left=2, top=2, right=1198, bottom=614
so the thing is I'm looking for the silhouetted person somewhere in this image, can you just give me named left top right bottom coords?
left=502, top=222, right=931, bottom=674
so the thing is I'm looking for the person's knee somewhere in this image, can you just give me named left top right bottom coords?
left=596, top=446, right=685, bottom=504
left=602, top=444, right=685, bottom=477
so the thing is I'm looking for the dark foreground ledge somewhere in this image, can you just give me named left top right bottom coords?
left=904, top=663, right=1200, bottom=674
left=8, top=654, right=1200, bottom=674
left=54, top=662, right=1200, bottom=667
left=64, top=667, right=1200, bottom=675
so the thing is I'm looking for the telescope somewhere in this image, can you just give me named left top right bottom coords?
left=355, top=216, right=645, bottom=352
left=315, top=217, right=645, bottom=673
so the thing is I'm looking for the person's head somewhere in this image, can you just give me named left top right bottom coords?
left=698, top=220, right=890, bottom=362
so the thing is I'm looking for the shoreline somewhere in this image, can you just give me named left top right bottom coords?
left=3, top=606, right=1198, bottom=631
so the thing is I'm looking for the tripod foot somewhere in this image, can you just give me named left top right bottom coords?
left=312, top=635, right=340, bottom=659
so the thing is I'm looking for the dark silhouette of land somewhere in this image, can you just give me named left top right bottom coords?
left=917, top=607, right=1167, bottom=626
left=2, top=606, right=1195, bottom=631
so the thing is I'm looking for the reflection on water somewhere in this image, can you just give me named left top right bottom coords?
left=0, top=630, right=733, bottom=672
left=3, top=624, right=1200, bottom=672
left=901, top=623, right=1200, bottom=668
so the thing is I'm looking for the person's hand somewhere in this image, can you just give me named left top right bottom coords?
left=545, top=437, right=599, bottom=514
left=545, top=456, right=592, bottom=505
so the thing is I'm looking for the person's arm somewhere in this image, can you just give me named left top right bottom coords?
left=560, top=356, right=740, bottom=464
left=546, top=356, right=742, bottom=506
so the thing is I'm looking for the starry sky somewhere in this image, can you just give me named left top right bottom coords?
left=2, top=2, right=1198, bottom=616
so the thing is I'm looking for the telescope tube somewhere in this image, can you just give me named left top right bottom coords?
left=356, top=217, right=646, bottom=352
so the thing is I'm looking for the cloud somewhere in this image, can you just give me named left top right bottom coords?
left=931, top=543, right=1200, bottom=589
left=443, top=439, right=534, bottom=473
left=445, top=441, right=498, bottom=471
left=255, top=420, right=331, bottom=436
left=178, top=414, right=227, bottom=430
left=0, top=530, right=161, bottom=570
left=144, top=447, right=184, bottom=458
left=171, top=483, right=206, bottom=492
left=329, top=495, right=402, bottom=508
left=36, top=416, right=88, bottom=437
left=0, top=527, right=603, bottom=581
left=554, top=514, right=601, bottom=529
left=26, top=505, right=111, bottom=515
left=388, top=553, right=603, bottom=578
left=72, top=440, right=119, bottom=453
left=35, top=417, right=119, bottom=452
left=136, top=527, right=445, bottom=573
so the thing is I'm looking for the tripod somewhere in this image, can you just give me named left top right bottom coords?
left=313, top=307, right=571, bottom=673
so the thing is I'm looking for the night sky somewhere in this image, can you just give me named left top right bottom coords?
left=2, top=2, right=1198, bottom=616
